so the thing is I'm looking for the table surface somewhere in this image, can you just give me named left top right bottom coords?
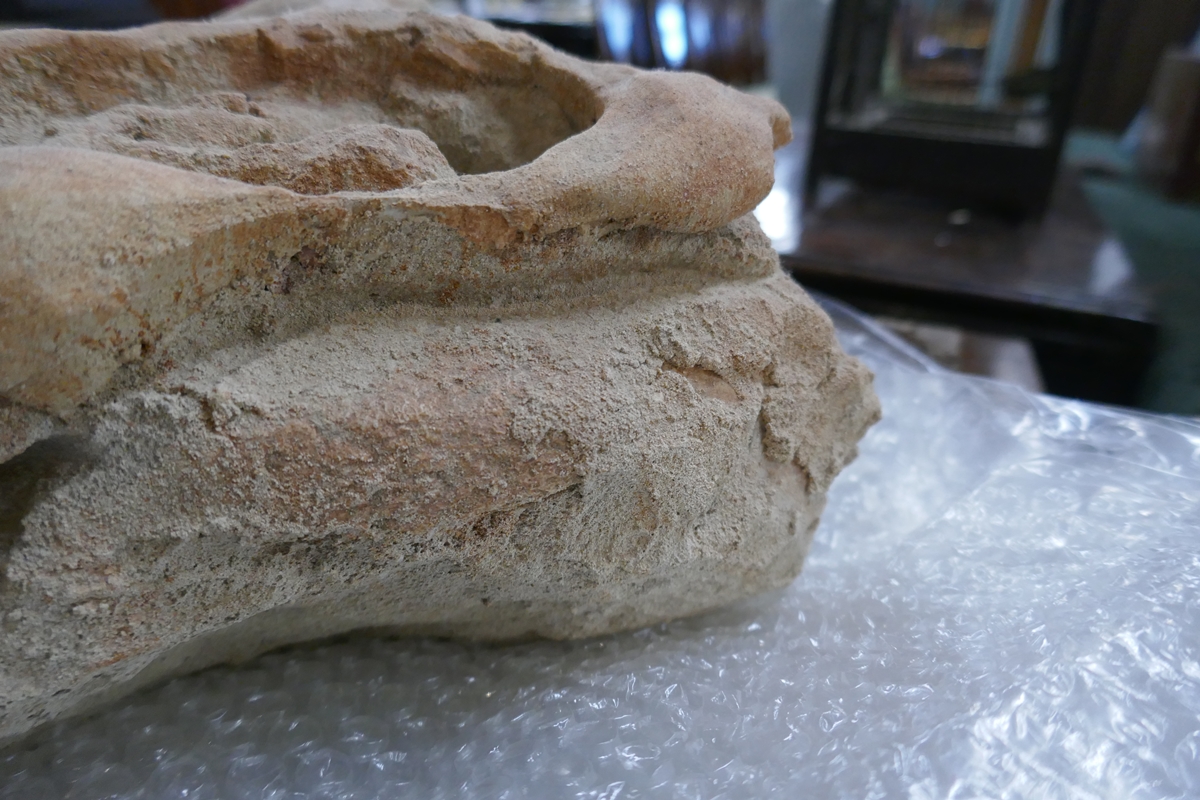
left=764, top=140, right=1158, bottom=351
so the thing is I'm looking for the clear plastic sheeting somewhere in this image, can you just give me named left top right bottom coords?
left=5, top=298, right=1200, bottom=800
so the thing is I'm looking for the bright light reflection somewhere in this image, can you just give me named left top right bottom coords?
left=754, top=186, right=799, bottom=253
left=687, top=6, right=710, bottom=55
left=917, top=34, right=945, bottom=59
left=655, top=0, right=688, bottom=69
left=1088, top=238, right=1134, bottom=295
left=600, top=0, right=635, bottom=62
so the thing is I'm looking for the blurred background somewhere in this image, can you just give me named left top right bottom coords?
left=3, top=0, right=1199, bottom=415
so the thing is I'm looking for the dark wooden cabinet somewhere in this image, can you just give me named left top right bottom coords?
left=1073, top=0, right=1200, bottom=132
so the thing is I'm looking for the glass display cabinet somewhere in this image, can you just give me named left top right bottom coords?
left=807, top=0, right=1101, bottom=217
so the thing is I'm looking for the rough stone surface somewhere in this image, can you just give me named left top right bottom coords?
left=0, top=4, right=879, bottom=745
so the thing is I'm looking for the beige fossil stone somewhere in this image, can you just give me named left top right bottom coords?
left=0, top=4, right=879, bottom=745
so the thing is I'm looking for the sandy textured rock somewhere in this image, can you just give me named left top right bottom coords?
left=0, top=6, right=878, bottom=745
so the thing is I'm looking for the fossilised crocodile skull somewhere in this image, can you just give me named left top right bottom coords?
left=0, top=5, right=879, bottom=745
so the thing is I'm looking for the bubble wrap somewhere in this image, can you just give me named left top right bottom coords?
left=5, top=299, right=1200, bottom=800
